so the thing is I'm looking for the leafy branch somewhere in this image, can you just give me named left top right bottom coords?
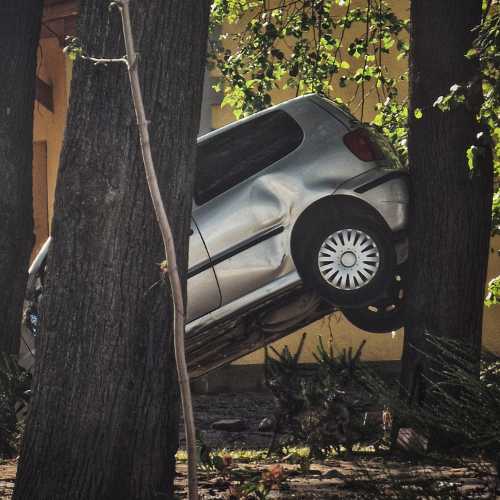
left=209, top=0, right=408, bottom=119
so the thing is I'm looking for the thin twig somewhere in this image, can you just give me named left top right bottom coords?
left=483, top=0, right=493, bottom=21
left=329, top=0, right=351, bottom=94
left=360, top=0, right=372, bottom=123
left=81, top=54, right=128, bottom=66
left=377, top=0, right=387, bottom=100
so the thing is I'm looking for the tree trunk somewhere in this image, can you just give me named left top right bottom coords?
left=401, top=1, right=493, bottom=401
left=0, top=1, right=42, bottom=355
left=14, top=1, right=210, bottom=499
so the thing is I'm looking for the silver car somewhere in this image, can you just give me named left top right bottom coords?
left=20, top=94, right=408, bottom=371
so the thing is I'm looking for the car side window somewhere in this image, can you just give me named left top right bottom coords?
left=195, top=110, right=304, bottom=205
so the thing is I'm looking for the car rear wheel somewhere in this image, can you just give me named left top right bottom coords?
left=342, top=263, right=406, bottom=333
left=301, top=215, right=395, bottom=308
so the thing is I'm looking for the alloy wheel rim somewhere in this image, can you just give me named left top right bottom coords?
left=317, top=229, right=380, bottom=290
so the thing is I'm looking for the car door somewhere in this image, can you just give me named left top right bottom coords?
left=192, top=109, right=304, bottom=307
left=186, top=218, right=221, bottom=322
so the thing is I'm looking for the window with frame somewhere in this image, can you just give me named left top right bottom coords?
left=195, top=110, right=304, bottom=205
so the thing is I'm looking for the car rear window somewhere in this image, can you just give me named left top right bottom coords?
left=195, top=110, right=304, bottom=205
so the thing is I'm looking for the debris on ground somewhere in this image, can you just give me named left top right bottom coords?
left=211, top=419, right=248, bottom=432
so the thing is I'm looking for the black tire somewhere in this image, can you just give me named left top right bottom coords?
left=342, top=263, right=406, bottom=333
left=299, top=214, right=396, bottom=308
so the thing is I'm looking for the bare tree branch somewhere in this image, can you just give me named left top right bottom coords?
left=81, top=54, right=128, bottom=66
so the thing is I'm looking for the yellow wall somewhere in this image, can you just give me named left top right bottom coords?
left=483, top=237, right=500, bottom=354
left=33, top=37, right=71, bottom=230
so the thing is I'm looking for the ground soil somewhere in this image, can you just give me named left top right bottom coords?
left=175, top=458, right=498, bottom=499
left=1, top=392, right=498, bottom=499
left=180, top=391, right=276, bottom=450
left=176, top=391, right=499, bottom=499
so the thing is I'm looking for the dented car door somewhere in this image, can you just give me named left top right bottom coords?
left=193, top=110, right=305, bottom=306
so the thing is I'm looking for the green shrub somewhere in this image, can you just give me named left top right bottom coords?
left=265, top=335, right=389, bottom=456
left=0, top=352, right=32, bottom=457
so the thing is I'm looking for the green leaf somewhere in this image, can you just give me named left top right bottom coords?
left=372, top=113, right=383, bottom=127
left=465, top=48, right=478, bottom=59
left=485, top=275, right=500, bottom=306
left=414, top=108, right=423, bottom=119
left=466, top=145, right=477, bottom=171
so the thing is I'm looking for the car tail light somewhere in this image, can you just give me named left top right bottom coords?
left=343, top=128, right=383, bottom=162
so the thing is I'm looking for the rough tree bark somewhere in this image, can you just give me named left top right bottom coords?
left=0, top=1, right=42, bottom=354
left=116, top=2, right=198, bottom=495
left=401, top=1, right=493, bottom=400
left=14, top=1, right=210, bottom=499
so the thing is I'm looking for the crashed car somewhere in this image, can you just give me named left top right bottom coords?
left=20, top=94, right=408, bottom=370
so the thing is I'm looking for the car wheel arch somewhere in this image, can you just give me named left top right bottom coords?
left=290, top=194, right=391, bottom=272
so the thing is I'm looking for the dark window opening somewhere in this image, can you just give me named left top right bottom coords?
left=195, top=110, right=304, bottom=205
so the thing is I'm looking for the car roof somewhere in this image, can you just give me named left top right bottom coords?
left=197, top=93, right=349, bottom=145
